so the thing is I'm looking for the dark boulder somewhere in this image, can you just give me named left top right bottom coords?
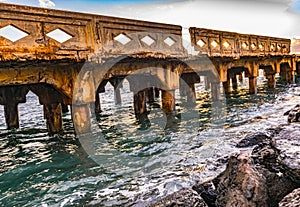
left=236, top=132, right=272, bottom=148
left=273, top=126, right=300, bottom=183
left=215, top=152, right=268, bottom=207
left=192, top=181, right=217, bottom=207
left=252, top=140, right=299, bottom=206
left=284, top=104, right=300, bottom=123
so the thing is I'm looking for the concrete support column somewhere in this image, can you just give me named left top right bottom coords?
left=44, top=103, right=63, bottom=133
left=72, top=104, right=91, bottom=134
left=155, top=88, right=160, bottom=98
left=287, top=70, right=295, bottom=84
left=147, top=87, right=155, bottom=103
left=186, top=83, right=196, bottom=103
left=266, top=74, right=276, bottom=88
left=161, top=90, right=175, bottom=114
left=238, top=74, right=243, bottom=82
left=211, top=82, right=221, bottom=101
left=222, top=81, right=230, bottom=94
left=296, top=62, right=300, bottom=81
left=95, top=93, right=102, bottom=113
left=280, top=64, right=287, bottom=82
left=4, top=103, right=19, bottom=129
left=0, top=86, right=28, bottom=130
left=231, top=75, right=238, bottom=90
left=205, top=77, right=210, bottom=90
left=61, top=103, right=69, bottom=113
left=114, top=87, right=121, bottom=105
left=249, top=77, right=257, bottom=94
left=134, top=90, right=147, bottom=121
left=109, top=78, right=123, bottom=105
left=179, top=81, right=188, bottom=97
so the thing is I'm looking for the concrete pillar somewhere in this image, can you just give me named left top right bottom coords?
left=266, top=74, right=276, bottom=88
left=0, top=86, right=28, bottom=130
left=287, top=70, right=295, bottom=84
left=4, top=103, right=19, bottom=129
left=109, top=78, right=123, bottom=105
left=44, top=103, right=63, bottom=133
left=222, top=81, right=230, bottom=94
left=161, top=90, right=175, bottom=114
left=95, top=93, right=101, bottom=113
left=211, top=82, right=221, bottom=101
left=238, top=74, right=243, bottom=82
left=179, top=80, right=188, bottom=97
left=205, top=77, right=210, bottom=90
left=296, top=62, right=300, bottom=78
left=114, top=87, right=121, bottom=105
left=280, top=64, right=287, bottom=82
left=155, top=88, right=160, bottom=98
left=231, top=75, right=238, bottom=90
left=147, top=87, right=155, bottom=103
left=72, top=104, right=91, bottom=134
left=134, top=90, right=147, bottom=121
left=249, top=77, right=257, bottom=94
left=187, top=83, right=196, bottom=103
left=61, top=103, right=69, bottom=113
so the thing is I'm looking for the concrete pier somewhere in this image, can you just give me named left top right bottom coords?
left=0, top=3, right=297, bottom=133
left=134, top=90, right=147, bottom=120
left=161, top=90, right=176, bottom=114
left=44, top=103, right=63, bottom=133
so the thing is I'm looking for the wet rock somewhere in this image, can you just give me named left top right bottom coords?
left=236, top=132, right=272, bottom=148
left=251, top=134, right=300, bottom=206
left=157, top=127, right=300, bottom=207
left=279, top=188, right=300, bottom=207
left=215, top=152, right=268, bottom=207
left=251, top=140, right=281, bottom=172
left=192, top=181, right=217, bottom=207
left=150, top=188, right=208, bottom=207
left=284, top=104, right=300, bottom=123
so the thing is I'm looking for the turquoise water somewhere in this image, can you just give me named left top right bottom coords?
left=0, top=76, right=299, bottom=206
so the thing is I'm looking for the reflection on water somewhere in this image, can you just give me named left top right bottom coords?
left=0, top=77, right=299, bottom=206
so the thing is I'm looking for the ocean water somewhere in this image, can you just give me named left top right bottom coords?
left=0, top=75, right=299, bottom=206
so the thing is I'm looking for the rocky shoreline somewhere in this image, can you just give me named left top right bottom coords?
left=149, top=108, right=300, bottom=207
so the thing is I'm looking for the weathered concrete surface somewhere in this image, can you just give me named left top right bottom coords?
left=236, top=132, right=272, bottom=148
left=0, top=3, right=183, bottom=62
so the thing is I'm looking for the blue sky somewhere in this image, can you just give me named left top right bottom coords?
left=1, top=0, right=300, bottom=38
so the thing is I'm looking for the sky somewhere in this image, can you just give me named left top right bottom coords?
left=1, top=0, right=300, bottom=38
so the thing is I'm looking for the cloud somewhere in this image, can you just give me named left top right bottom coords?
left=38, top=0, right=55, bottom=8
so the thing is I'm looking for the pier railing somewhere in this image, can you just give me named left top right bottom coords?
left=0, top=3, right=184, bottom=62
left=189, top=27, right=291, bottom=58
